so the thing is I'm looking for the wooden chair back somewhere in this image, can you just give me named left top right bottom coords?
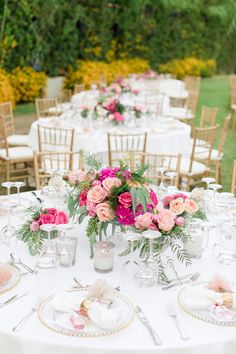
left=0, top=115, right=9, bottom=156
left=231, top=160, right=236, bottom=195
left=199, top=106, right=218, bottom=128
left=58, top=89, right=72, bottom=103
left=37, top=125, right=74, bottom=153
left=186, top=91, right=199, bottom=115
left=0, top=101, right=14, bottom=137
left=35, top=98, right=59, bottom=119
left=184, top=76, right=201, bottom=93
left=74, top=84, right=85, bottom=95
left=218, top=115, right=231, bottom=156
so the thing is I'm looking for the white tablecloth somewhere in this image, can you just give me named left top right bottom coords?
left=28, top=118, right=191, bottom=158
left=0, top=192, right=236, bottom=354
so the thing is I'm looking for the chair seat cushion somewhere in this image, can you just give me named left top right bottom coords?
left=168, top=108, right=193, bottom=120
left=0, top=147, right=33, bottom=161
left=179, top=158, right=207, bottom=176
left=7, top=134, right=29, bottom=146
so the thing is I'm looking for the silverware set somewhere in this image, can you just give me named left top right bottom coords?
left=0, top=292, right=29, bottom=309
left=12, top=296, right=44, bottom=332
left=10, top=253, right=36, bottom=274
left=161, top=272, right=200, bottom=290
left=136, top=306, right=162, bottom=346
left=72, top=277, right=121, bottom=292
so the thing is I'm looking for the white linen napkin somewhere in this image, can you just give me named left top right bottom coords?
left=88, top=301, right=127, bottom=329
left=181, top=286, right=236, bottom=310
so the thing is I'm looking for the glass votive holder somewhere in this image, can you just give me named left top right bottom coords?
left=184, top=231, right=203, bottom=258
left=93, top=241, right=115, bottom=273
left=56, top=236, right=77, bottom=267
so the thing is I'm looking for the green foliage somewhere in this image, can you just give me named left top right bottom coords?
left=1, top=1, right=236, bottom=75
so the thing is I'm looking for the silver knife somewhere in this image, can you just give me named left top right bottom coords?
left=136, top=306, right=162, bottom=346
left=0, top=292, right=29, bottom=308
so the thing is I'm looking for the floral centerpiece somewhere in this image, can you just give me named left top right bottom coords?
left=94, top=96, right=125, bottom=125
left=80, top=105, right=89, bottom=118
left=133, top=104, right=145, bottom=119
left=17, top=207, right=69, bottom=255
left=109, top=79, right=132, bottom=94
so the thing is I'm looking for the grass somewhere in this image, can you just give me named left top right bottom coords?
left=194, top=76, right=236, bottom=191
left=13, top=76, right=236, bottom=191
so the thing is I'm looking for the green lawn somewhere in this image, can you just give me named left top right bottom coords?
left=195, top=76, right=236, bottom=191
left=13, top=76, right=236, bottom=191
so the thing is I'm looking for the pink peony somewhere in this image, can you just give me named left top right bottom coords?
left=158, top=209, right=176, bottom=232
left=176, top=217, right=185, bottom=227
left=87, top=185, right=107, bottom=204
left=39, top=213, right=55, bottom=224
left=102, top=177, right=122, bottom=192
left=86, top=200, right=97, bottom=217
left=162, top=195, right=175, bottom=207
left=118, top=192, right=132, bottom=208
left=96, top=202, right=114, bottom=222
left=79, top=189, right=88, bottom=207
left=92, top=180, right=101, bottom=186
left=132, top=89, right=140, bottom=95
left=44, top=208, right=57, bottom=215
left=184, top=198, right=199, bottom=213
left=99, top=167, right=119, bottom=181
left=115, top=85, right=122, bottom=94
left=150, top=190, right=158, bottom=206
left=115, top=205, right=135, bottom=225
left=30, top=220, right=40, bottom=232
left=169, top=198, right=185, bottom=215
left=54, top=211, right=69, bottom=224
left=114, top=112, right=124, bottom=122
left=122, top=169, right=132, bottom=179
left=104, top=99, right=117, bottom=113
left=135, top=213, right=157, bottom=230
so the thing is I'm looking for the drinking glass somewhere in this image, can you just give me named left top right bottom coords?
left=156, top=167, right=167, bottom=199
left=1, top=182, right=15, bottom=196
left=121, top=232, right=142, bottom=286
left=209, top=184, right=223, bottom=204
left=166, top=172, right=178, bottom=194
left=56, top=224, right=75, bottom=267
left=36, top=224, right=57, bottom=269
left=12, top=181, right=31, bottom=211
left=0, top=200, right=18, bottom=247
left=202, top=177, right=215, bottom=197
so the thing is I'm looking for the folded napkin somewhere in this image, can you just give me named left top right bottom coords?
left=53, top=310, right=85, bottom=331
left=87, top=301, right=126, bottom=329
left=51, top=291, right=80, bottom=313
left=181, top=286, right=236, bottom=310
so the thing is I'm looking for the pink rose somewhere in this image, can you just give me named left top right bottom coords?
left=169, top=198, right=185, bottom=215
left=135, top=212, right=157, bottom=230
left=102, top=177, right=122, bottom=192
left=87, top=185, right=107, bottom=203
left=30, top=220, right=40, bottom=232
left=69, top=170, right=87, bottom=184
left=86, top=200, right=97, bottom=217
left=132, top=89, right=140, bottom=95
left=44, top=208, right=57, bottom=215
left=176, top=217, right=185, bottom=227
left=115, top=85, right=122, bottom=93
left=150, top=190, right=158, bottom=206
left=96, top=202, right=114, bottom=222
left=114, top=112, right=124, bottom=122
left=54, top=211, right=69, bottom=224
left=92, top=180, right=101, bottom=186
left=79, top=189, right=88, bottom=207
left=184, top=198, right=199, bottom=213
left=39, top=213, right=55, bottom=224
left=118, top=192, right=132, bottom=208
left=158, top=209, right=176, bottom=232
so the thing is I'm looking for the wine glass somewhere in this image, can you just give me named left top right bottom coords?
left=209, top=184, right=223, bottom=204
left=0, top=200, right=18, bottom=247
left=142, top=230, right=162, bottom=273
left=156, top=167, right=167, bottom=199
left=36, top=224, right=57, bottom=269
left=12, top=181, right=31, bottom=211
left=56, top=224, right=74, bottom=267
left=121, top=232, right=142, bottom=286
left=1, top=182, right=15, bottom=196
left=166, top=172, right=178, bottom=194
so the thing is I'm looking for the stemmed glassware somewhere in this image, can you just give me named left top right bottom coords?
left=202, top=177, right=216, bottom=196
left=56, top=224, right=74, bottom=267
left=0, top=200, right=18, bottom=247
left=209, top=183, right=223, bottom=204
left=1, top=182, right=15, bottom=196
left=36, top=224, right=57, bottom=269
left=12, top=181, right=31, bottom=211
left=156, top=167, right=167, bottom=199
left=166, top=172, right=178, bottom=194
left=121, top=232, right=142, bottom=286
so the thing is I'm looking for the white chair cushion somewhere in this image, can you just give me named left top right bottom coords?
left=179, top=158, right=206, bottom=176
left=7, top=134, right=29, bottom=146
left=168, top=108, right=193, bottom=120
left=189, top=140, right=223, bottom=161
left=0, top=147, right=33, bottom=161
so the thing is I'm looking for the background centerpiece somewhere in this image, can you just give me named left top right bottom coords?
left=94, top=96, right=126, bottom=125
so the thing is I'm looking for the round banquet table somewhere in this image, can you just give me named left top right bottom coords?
left=28, top=118, right=191, bottom=158
left=0, top=192, right=236, bottom=354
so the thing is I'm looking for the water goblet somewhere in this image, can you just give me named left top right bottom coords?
left=166, top=172, right=178, bottom=194
left=142, top=230, right=162, bottom=274
left=12, top=181, right=31, bottom=211
left=56, top=224, right=74, bottom=267
left=156, top=167, right=167, bottom=199
left=209, top=184, right=223, bottom=204
left=36, top=224, right=57, bottom=269
left=1, top=182, right=15, bottom=196
left=0, top=200, right=18, bottom=247
left=121, top=232, right=142, bottom=286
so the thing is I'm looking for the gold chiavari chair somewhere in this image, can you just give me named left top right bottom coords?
left=179, top=125, right=219, bottom=191
left=230, top=94, right=236, bottom=129
left=107, top=132, right=147, bottom=167
left=37, top=125, right=75, bottom=153
left=199, top=106, right=218, bottom=128
left=184, top=76, right=201, bottom=93
left=58, top=89, right=72, bottom=103
left=130, top=152, right=181, bottom=187
left=0, top=101, right=29, bottom=146
left=74, top=84, right=85, bottom=95
left=231, top=160, right=236, bottom=195
left=34, top=151, right=84, bottom=190
left=0, top=115, right=33, bottom=183
left=35, top=98, right=59, bottom=119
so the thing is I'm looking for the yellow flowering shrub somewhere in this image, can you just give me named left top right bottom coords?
left=159, top=57, right=216, bottom=79
left=0, top=69, right=15, bottom=106
left=64, top=58, right=149, bottom=89
left=10, top=67, right=47, bottom=103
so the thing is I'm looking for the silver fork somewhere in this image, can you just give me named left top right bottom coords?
left=161, top=272, right=200, bottom=290
left=73, top=277, right=120, bottom=291
left=12, top=296, right=44, bottom=332
left=166, top=300, right=189, bottom=340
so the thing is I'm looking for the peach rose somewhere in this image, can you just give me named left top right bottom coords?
left=158, top=209, right=176, bottom=232
left=184, top=198, right=199, bottom=213
left=135, top=213, right=157, bottom=230
left=87, top=185, right=107, bottom=204
left=96, top=202, right=114, bottom=222
left=102, top=177, right=122, bottom=192
left=169, top=198, right=184, bottom=215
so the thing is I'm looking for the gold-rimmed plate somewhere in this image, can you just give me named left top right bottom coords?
left=38, top=288, right=135, bottom=337
left=0, top=263, right=21, bottom=295
left=178, top=282, right=236, bottom=327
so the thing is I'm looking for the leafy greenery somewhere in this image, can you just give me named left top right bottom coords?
left=1, top=1, right=236, bottom=75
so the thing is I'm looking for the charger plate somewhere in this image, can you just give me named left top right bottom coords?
left=38, top=288, right=135, bottom=337
left=178, top=282, right=236, bottom=327
left=0, top=263, right=21, bottom=295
